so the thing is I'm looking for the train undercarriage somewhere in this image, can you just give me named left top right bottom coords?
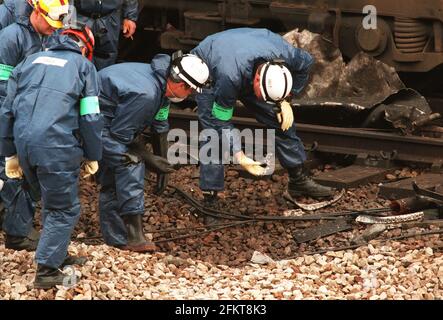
left=133, top=0, right=443, bottom=73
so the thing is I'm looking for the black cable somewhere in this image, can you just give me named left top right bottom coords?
left=166, top=182, right=391, bottom=222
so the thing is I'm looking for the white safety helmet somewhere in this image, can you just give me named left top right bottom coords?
left=254, top=60, right=293, bottom=103
left=170, top=51, right=210, bottom=93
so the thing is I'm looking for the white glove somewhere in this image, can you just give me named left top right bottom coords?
left=5, top=155, right=23, bottom=179
left=234, top=151, right=266, bottom=176
left=0, top=178, right=4, bottom=192
left=276, top=100, right=294, bottom=131
left=83, top=160, right=99, bottom=178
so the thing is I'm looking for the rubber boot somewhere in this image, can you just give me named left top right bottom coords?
left=120, top=214, right=156, bottom=253
left=202, top=191, right=219, bottom=226
left=34, top=265, right=66, bottom=289
left=287, top=164, right=335, bottom=198
left=5, top=227, right=40, bottom=251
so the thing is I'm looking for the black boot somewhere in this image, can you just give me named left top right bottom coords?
left=288, top=164, right=335, bottom=198
left=121, top=215, right=156, bottom=253
left=5, top=227, right=40, bottom=251
left=202, top=191, right=220, bottom=226
left=34, top=265, right=65, bottom=289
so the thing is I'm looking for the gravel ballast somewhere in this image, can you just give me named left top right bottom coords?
left=0, top=166, right=441, bottom=299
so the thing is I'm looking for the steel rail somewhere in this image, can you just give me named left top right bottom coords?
left=168, top=109, right=443, bottom=165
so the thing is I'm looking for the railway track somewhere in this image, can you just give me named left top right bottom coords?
left=168, top=109, right=443, bottom=167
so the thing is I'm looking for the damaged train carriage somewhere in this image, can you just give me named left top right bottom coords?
left=132, top=0, right=443, bottom=132
left=137, top=0, right=443, bottom=73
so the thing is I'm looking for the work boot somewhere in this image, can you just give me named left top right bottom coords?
left=5, top=227, right=40, bottom=251
left=202, top=191, right=220, bottom=226
left=287, top=164, right=335, bottom=199
left=61, top=255, right=88, bottom=267
left=120, top=215, right=156, bottom=253
left=34, top=265, right=65, bottom=289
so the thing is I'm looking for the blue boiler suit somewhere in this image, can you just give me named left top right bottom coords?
left=0, top=35, right=103, bottom=268
left=191, top=28, right=314, bottom=191
left=0, top=14, right=45, bottom=237
left=0, top=0, right=31, bottom=30
left=0, top=0, right=15, bottom=30
left=74, top=0, right=139, bottom=70
left=97, top=55, right=170, bottom=247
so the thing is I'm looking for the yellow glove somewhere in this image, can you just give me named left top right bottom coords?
left=83, top=160, right=99, bottom=178
left=5, top=155, right=23, bottom=179
left=234, top=151, right=266, bottom=176
left=276, top=100, right=294, bottom=131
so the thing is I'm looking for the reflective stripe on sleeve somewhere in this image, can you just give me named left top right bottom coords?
left=155, top=103, right=170, bottom=121
left=80, top=96, right=100, bottom=116
left=0, top=64, right=14, bottom=81
left=212, top=101, right=233, bottom=121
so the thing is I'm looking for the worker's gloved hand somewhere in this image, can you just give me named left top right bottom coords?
left=0, top=178, right=4, bottom=192
left=276, top=100, right=294, bottom=131
left=5, top=155, right=24, bottom=179
left=234, top=151, right=266, bottom=176
left=145, top=152, right=175, bottom=175
left=127, top=136, right=175, bottom=175
left=122, top=19, right=137, bottom=38
left=152, top=132, right=170, bottom=195
left=83, top=160, right=99, bottom=178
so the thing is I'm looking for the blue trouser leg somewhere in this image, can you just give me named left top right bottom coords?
left=98, top=164, right=127, bottom=246
left=98, top=130, right=146, bottom=246
left=78, top=10, right=121, bottom=70
left=0, top=156, right=36, bottom=237
left=196, top=89, right=226, bottom=191
left=241, top=95, right=307, bottom=169
left=1, top=179, right=35, bottom=237
left=35, top=168, right=81, bottom=269
left=19, top=146, right=83, bottom=269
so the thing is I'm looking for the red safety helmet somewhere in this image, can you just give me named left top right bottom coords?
left=62, top=26, right=95, bottom=61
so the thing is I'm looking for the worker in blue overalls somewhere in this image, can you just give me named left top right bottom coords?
left=0, top=27, right=103, bottom=289
left=97, top=51, right=210, bottom=251
left=0, top=0, right=69, bottom=250
left=191, top=28, right=335, bottom=223
left=74, top=0, right=138, bottom=70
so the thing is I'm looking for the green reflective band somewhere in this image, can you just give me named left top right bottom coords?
left=155, top=104, right=170, bottom=121
left=0, top=64, right=14, bottom=81
left=80, top=96, right=100, bottom=116
left=212, top=102, right=233, bottom=121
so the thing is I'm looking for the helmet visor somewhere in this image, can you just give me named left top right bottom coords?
left=39, top=4, right=70, bottom=29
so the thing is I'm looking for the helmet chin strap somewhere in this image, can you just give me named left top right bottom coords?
left=169, top=96, right=185, bottom=103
